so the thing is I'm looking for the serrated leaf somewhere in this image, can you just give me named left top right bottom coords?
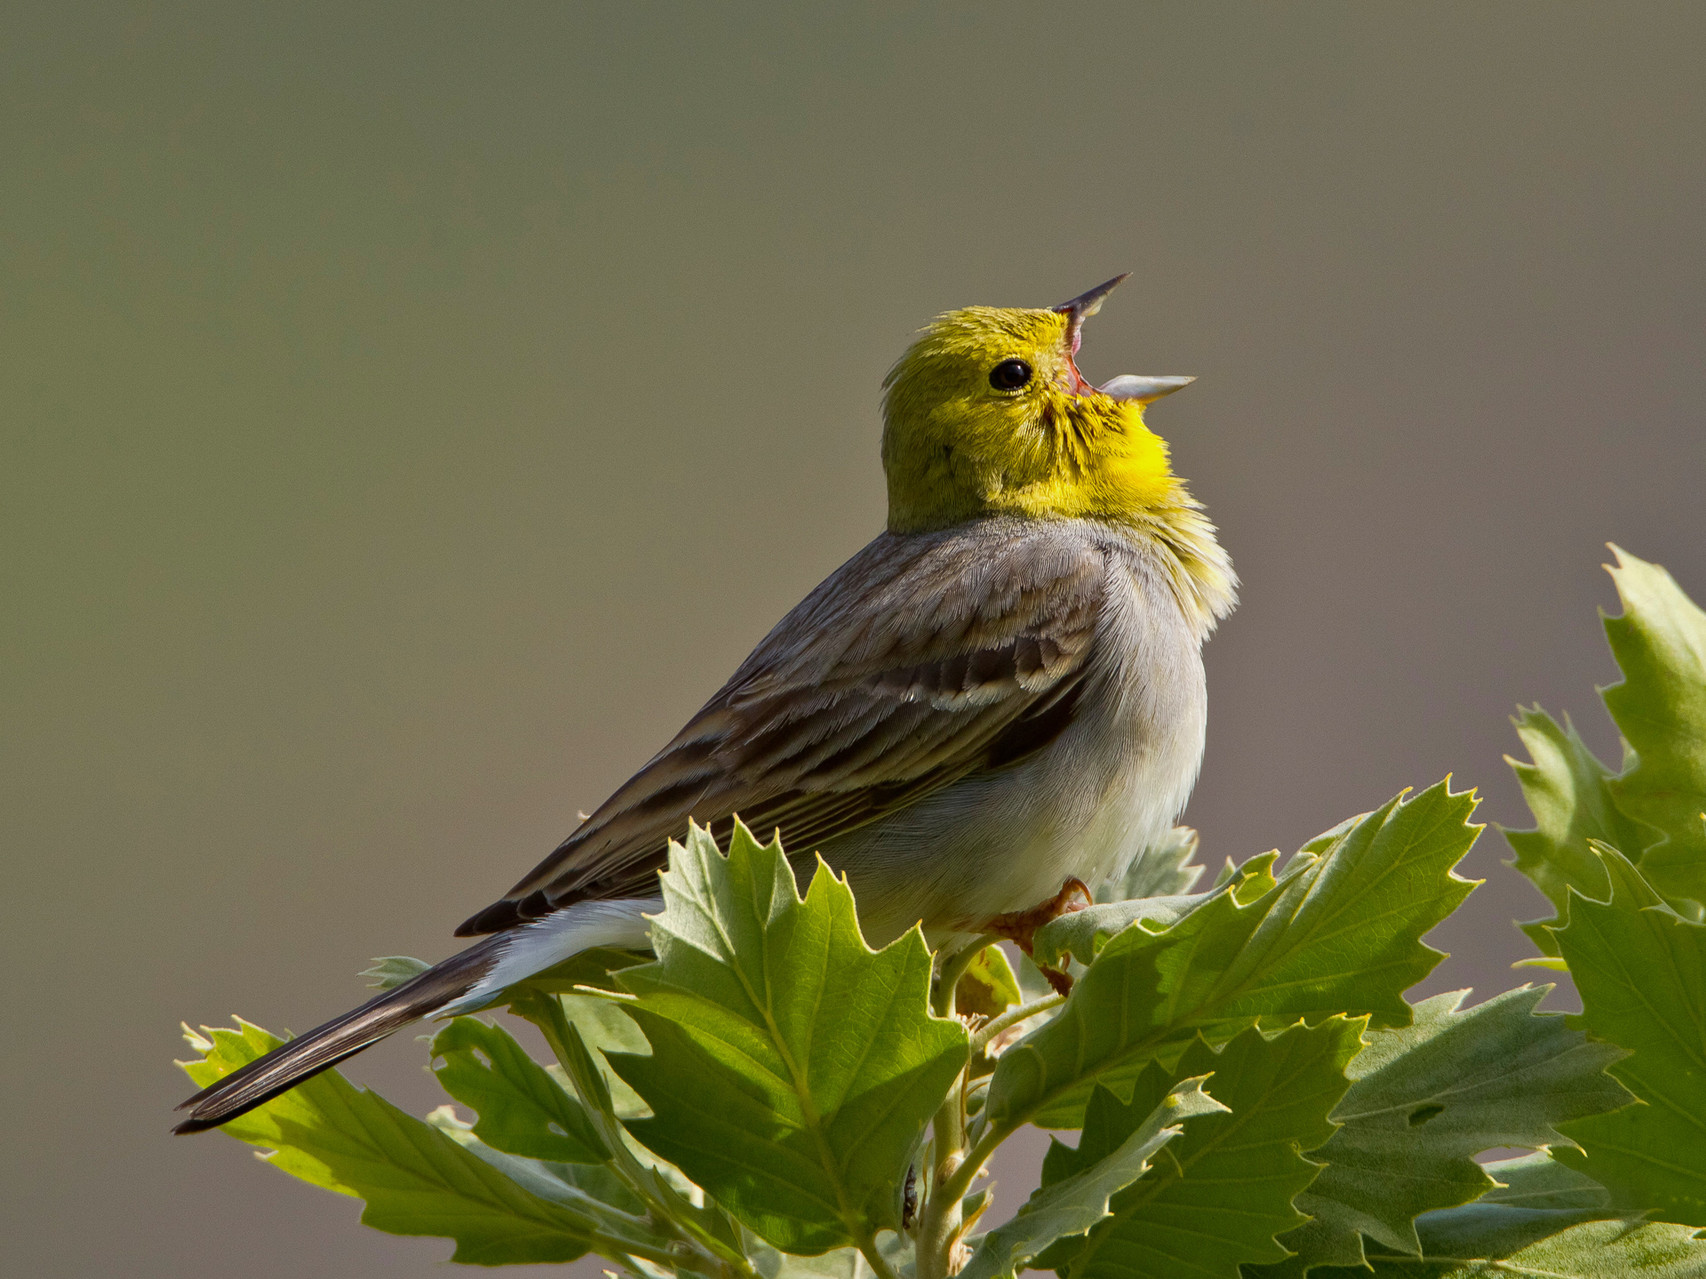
left=607, top=821, right=969, bottom=1254
left=504, top=990, right=754, bottom=1270
left=956, top=943, right=1023, bottom=1019
left=1502, top=707, right=1635, bottom=916
left=1036, top=853, right=1280, bottom=970
left=1299, top=815, right=1361, bottom=857
left=1352, top=1217, right=1706, bottom=1277
left=1550, top=847, right=1706, bottom=1225
left=749, top=1246, right=870, bottom=1279
left=1600, top=548, right=1706, bottom=912
left=1039, top=1018, right=1360, bottom=1279
left=747, top=1230, right=914, bottom=1279
left=957, top=1076, right=1225, bottom=1279
left=176, top=1020, right=666, bottom=1267
left=1479, top=1151, right=1610, bottom=1211
left=430, top=1016, right=609, bottom=1164
left=1298, top=1155, right=1626, bottom=1277
left=554, top=992, right=653, bottom=1119
left=1032, top=894, right=1211, bottom=971
left=1102, top=825, right=1207, bottom=901
left=987, top=783, right=1480, bottom=1132
left=361, top=955, right=431, bottom=991
left=425, top=1105, right=644, bottom=1217
left=1269, top=986, right=1632, bottom=1273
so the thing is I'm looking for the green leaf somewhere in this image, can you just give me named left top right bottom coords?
left=1502, top=707, right=1636, bottom=918
left=361, top=954, right=431, bottom=991
left=607, top=821, right=969, bottom=1254
left=748, top=1247, right=870, bottom=1279
left=1302, top=1156, right=1689, bottom=1276
left=1270, top=986, right=1632, bottom=1273
left=506, top=990, right=756, bottom=1270
left=1478, top=1151, right=1610, bottom=1211
left=430, top=1016, right=609, bottom=1164
left=1600, top=547, right=1706, bottom=912
left=1102, top=824, right=1207, bottom=901
left=426, top=1105, right=645, bottom=1218
left=1039, top=1018, right=1361, bottom=1279
left=1551, top=847, right=1706, bottom=1226
left=987, top=782, right=1480, bottom=1132
left=511, top=947, right=652, bottom=995
left=1031, top=894, right=1209, bottom=971
left=956, top=1076, right=1226, bottom=1279
left=956, top=943, right=1023, bottom=1019
left=1300, top=1154, right=1625, bottom=1276
left=1035, top=852, right=1279, bottom=970
left=176, top=1020, right=668, bottom=1268
left=746, top=1229, right=915, bottom=1279
left=1352, top=1218, right=1706, bottom=1277
left=551, top=991, right=653, bottom=1119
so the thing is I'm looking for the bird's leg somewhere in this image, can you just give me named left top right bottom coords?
left=983, top=877, right=1093, bottom=997
left=985, top=875, right=1094, bottom=947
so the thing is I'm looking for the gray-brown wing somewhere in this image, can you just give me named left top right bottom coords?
left=455, top=524, right=1107, bottom=935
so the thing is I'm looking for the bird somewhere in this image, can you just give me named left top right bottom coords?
left=174, top=274, right=1236, bottom=1134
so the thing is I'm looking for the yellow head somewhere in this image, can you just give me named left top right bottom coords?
left=882, top=276, right=1236, bottom=629
left=882, top=276, right=1194, bottom=533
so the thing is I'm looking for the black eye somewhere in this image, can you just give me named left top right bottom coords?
left=989, top=358, right=1032, bottom=391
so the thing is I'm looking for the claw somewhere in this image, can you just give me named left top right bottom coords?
left=983, top=877, right=1093, bottom=996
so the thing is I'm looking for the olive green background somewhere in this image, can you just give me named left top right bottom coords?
left=5, top=3, right=1704, bottom=1275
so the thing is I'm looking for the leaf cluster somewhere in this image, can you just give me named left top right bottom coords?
left=177, top=548, right=1706, bottom=1275
left=1501, top=547, right=1706, bottom=1230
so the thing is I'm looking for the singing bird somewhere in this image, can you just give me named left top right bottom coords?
left=175, top=276, right=1236, bottom=1133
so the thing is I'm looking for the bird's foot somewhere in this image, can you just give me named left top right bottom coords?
left=986, top=876, right=1094, bottom=944
left=984, top=877, right=1093, bottom=997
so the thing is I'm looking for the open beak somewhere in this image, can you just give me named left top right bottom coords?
left=1053, top=274, right=1129, bottom=354
left=1052, top=274, right=1194, bottom=404
left=1097, top=374, right=1195, bottom=403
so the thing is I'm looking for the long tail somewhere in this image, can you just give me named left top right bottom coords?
left=175, top=899, right=656, bottom=1134
left=172, top=937, right=505, bottom=1134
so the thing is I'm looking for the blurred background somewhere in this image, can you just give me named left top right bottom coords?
left=5, top=3, right=1704, bottom=1275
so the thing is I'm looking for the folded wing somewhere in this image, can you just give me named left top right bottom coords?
left=457, top=524, right=1108, bottom=935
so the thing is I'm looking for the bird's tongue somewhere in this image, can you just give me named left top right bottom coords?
left=1064, top=347, right=1193, bottom=402
left=1051, top=276, right=1194, bottom=403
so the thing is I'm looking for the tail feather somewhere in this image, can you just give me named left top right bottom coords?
left=173, top=938, right=503, bottom=1134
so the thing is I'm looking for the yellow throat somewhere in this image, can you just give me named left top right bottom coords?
left=881, top=277, right=1237, bottom=633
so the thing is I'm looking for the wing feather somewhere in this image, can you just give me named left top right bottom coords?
left=455, top=524, right=1107, bottom=936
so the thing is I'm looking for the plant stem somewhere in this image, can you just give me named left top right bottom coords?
left=934, top=934, right=999, bottom=1017
left=915, top=938, right=997, bottom=1279
left=585, top=1230, right=701, bottom=1275
left=512, top=991, right=761, bottom=1279
left=857, top=1233, right=903, bottom=1279
left=970, top=992, right=1064, bottom=1053
left=916, top=1093, right=968, bottom=1279
left=935, top=1123, right=1006, bottom=1211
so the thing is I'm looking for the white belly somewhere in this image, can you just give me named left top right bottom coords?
left=819, top=543, right=1209, bottom=947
